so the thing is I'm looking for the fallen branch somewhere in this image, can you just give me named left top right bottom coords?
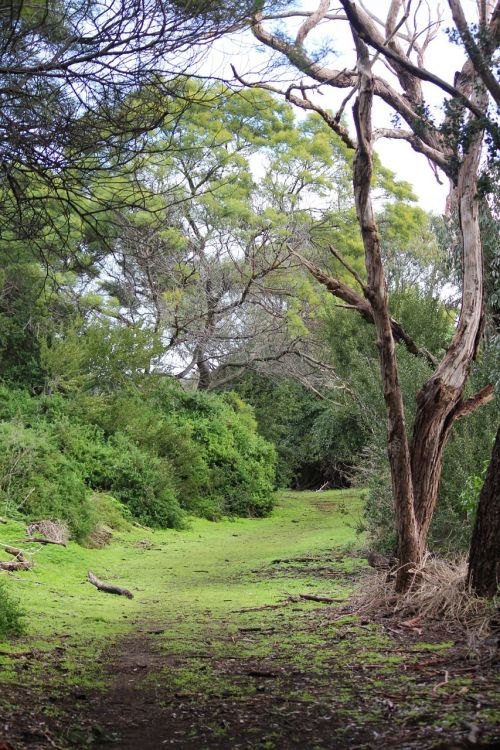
left=0, top=545, right=33, bottom=571
left=16, top=537, right=67, bottom=547
left=87, top=571, right=133, bottom=599
left=16, top=536, right=67, bottom=547
left=295, top=593, right=343, bottom=603
left=239, top=592, right=343, bottom=611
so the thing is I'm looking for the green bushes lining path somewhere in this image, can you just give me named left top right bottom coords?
left=0, top=378, right=277, bottom=540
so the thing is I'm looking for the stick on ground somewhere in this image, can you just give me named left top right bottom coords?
left=17, top=537, right=67, bottom=547
left=87, top=571, right=134, bottom=599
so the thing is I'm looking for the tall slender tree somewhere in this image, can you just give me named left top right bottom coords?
left=233, top=0, right=498, bottom=591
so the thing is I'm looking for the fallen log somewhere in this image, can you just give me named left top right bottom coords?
left=0, top=546, right=33, bottom=571
left=87, top=571, right=133, bottom=599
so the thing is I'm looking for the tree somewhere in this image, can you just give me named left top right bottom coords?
left=0, top=0, right=262, bottom=244
left=467, top=426, right=500, bottom=597
left=69, top=87, right=362, bottom=394
left=233, top=0, right=498, bottom=591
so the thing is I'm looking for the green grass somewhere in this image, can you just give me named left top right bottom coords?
left=0, top=490, right=363, bottom=669
left=1, top=489, right=498, bottom=748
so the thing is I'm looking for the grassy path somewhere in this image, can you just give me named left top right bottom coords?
left=0, top=491, right=499, bottom=749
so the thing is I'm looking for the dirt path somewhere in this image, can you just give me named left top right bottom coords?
left=1, top=492, right=499, bottom=749
left=59, top=597, right=499, bottom=750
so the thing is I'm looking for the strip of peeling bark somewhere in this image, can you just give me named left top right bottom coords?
left=410, top=83, right=488, bottom=549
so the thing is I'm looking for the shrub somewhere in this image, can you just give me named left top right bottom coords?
left=0, top=378, right=277, bottom=531
left=87, top=493, right=133, bottom=531
left=0, top=422, right=94, bottom=542
left=0, top=580, right=24, bottom=639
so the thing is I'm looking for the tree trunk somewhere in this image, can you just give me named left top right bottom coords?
left=410, top=82, right=487, bottom=553
left=196, top=347, right=211, bottom=390
left=467, top=427, right=500, bottom=598
left=352, top=37, right=422, bottom=593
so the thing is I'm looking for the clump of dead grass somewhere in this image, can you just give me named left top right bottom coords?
left=354, top=555, right=493, bottom=634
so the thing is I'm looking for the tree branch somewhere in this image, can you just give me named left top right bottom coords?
left=447, top=0, right=500, bottom=106
left=291, top=249, right=438, bottom=367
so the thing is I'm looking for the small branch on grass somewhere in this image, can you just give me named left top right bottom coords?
left=16, top=537, right=67, bottom=547
left=0, top=545, right=33, bottom=571
left=87, top=571, right=134, bottom=599
left=295, top=592, right=344, bottom=603
left=239, top=592, right=343, bottom=611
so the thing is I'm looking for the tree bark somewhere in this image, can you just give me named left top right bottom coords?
left=87, top=571, right=134, bottom=599
left=351, top=36, right=422, bottom=592
left=467, top=427, right=500, bottom=598
left=410, top=81, right=488, bottom=552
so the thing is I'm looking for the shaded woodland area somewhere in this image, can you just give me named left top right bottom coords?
left=0, top=0, right=498, bottom=704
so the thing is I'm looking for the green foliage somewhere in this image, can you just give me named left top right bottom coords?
left=0, top=378, right=276, bottom=533
left=0, top=422, right=94, bottom=542
left=432, top=394, right=498, bottom=551
left=88, top=493, right=133, bottom=531
left=0, top=581, right=24, bottom=639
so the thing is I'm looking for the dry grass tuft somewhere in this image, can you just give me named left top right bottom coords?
left=85, top=524, right=113, bottom=549
left=354, top=555, right=494, bottom=634
left=27, top=520, right=70, bottom=545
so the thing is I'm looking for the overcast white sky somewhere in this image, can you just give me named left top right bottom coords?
left=198, top=1, right=480, bottom=214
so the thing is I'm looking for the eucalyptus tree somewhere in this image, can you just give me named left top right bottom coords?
left=232, top=0, right=499, bottom=591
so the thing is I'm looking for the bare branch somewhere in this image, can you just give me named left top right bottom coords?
left=447, top=0, right=500, bottom=106
left=290, top=248, right=438, bottom=367
left=296, top=0, right=331, bottom=46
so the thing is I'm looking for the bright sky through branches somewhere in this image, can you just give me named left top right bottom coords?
left=200, top=1, right=478, bottom=213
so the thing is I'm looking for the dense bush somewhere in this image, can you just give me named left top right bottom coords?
left=0, top=378, right=277, bottom=535
left=82, top=380, right=277, bottom=519
left=0, top=422, right=94, bottom=542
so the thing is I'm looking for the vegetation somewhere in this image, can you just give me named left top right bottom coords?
left=1, top=492, right=498, bottom=747
left=0, top=381, right=276, bottom=536
left=0, top=0, right=498, bottom=745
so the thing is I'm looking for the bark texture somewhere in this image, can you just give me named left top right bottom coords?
left=249, top=1, right=497, bottom=595
left=467, top=427, right=500, bottom=598
left=351, top=37, right=422, bottom=592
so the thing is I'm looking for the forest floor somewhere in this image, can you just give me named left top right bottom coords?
left=0, top=490, right=499, bottom=750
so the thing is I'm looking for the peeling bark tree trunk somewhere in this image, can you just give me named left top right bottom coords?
left=467, top=427, right=500, bottom=598
left=410, top=84, right=488, bottom=554
left=351, top=38, right=422, bottom=592
left=248, top=1, right=497, bottom=595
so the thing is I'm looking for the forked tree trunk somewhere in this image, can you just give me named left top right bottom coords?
left=409, top=84, right=487, bottom=553
left=352, top=39, right=423, bottom=592
left=352, top=37, right=490, bottom=593
left=467, top=427, right=500, bottom=598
